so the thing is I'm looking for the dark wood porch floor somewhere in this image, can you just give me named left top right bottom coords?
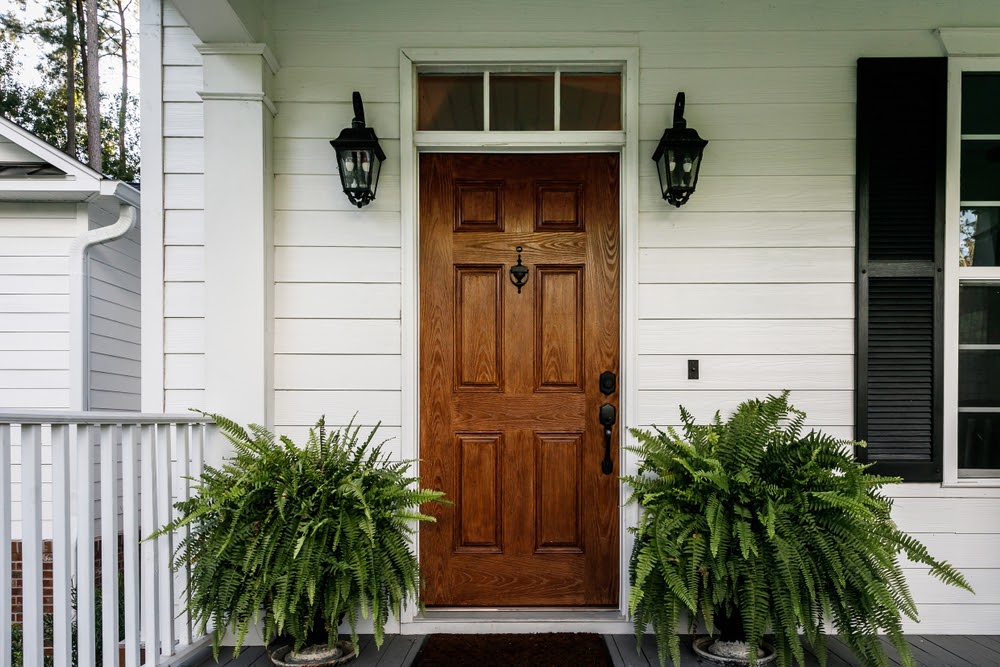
left=197, top=634, right=1000, bottom=666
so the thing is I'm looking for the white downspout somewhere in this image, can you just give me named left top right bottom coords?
left=69, top=203, right=138, bottom=411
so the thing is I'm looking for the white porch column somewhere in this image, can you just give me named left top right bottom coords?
left=197, top=44, right=278, bottom=429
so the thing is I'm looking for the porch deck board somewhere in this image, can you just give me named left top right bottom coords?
left=195, top=635, right=1000, bottom=667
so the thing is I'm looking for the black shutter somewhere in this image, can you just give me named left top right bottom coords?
left=856, top=58, right=946, bottom=482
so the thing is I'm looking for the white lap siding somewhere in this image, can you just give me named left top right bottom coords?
left=161, top=0, right=206, bottom=413
left=150, top=0, right=1000, bottom=630
left=87, top=201, right=142, bottom=411
left=0, top=203, right=76, bottom=541
left=0, top=202, right=75, bottom=410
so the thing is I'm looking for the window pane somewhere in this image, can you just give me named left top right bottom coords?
left=960, top=140, right=1000, bottom=201
left=958, top=413, right=1000, bottom=471
left=960, top=207, right=1000, bottom=267
left=418, top=74, right=484, bottom=131
left=960, top=350, right=1000, bottom=405
left=490, top=74, right=554, bottom=131
left=560, top=74, right=621, bottom=131
left=962, top=73, right=1000, bottom=135
left=960, top=284, right=1000, bottom=344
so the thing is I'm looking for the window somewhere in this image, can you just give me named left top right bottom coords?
left=860, top=57, right=1000, bottom=484
left=416, top=69, right=622, bottom=132
left=955, top=70, right=1000, bottom=478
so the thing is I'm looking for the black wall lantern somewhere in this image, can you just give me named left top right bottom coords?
left=329, top=91, right=386, bottom=208
left=651, top=92, right=708, bottom=208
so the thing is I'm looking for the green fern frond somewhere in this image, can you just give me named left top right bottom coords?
left=151, top=414, right=447, bottom=654
left=625, top=392, right=973, bottom=667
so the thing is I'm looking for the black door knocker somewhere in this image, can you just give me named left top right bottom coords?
left=509, top=246, right=529, bottom=294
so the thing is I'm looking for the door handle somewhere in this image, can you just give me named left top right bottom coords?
left=599, top=403, right=616, bottom=475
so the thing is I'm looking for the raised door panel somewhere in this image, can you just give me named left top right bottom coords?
left=455, top=434, right=503, bottom=553
left=534, top=433, right=583, bottom=553
left=454, top=266, right=503, bottom=391
left=535, top=266, right=585, bottom=391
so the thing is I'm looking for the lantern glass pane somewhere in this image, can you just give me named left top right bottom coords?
left=418, top=74, right=484, bottom=131
left=665, top=148, right=700, bottom=191
left=338, top=150, right=361, bottom=189
left=367, top=151, right=383, bottom=195
left=560, top=74, right=622, bottom=130
left=490, top=74, right=555, bottom=131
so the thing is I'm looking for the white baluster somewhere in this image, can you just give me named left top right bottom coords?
left=140, top=423, right=159, bottom=666
left=121, top=425, right=141, bottom=667
left=156, top=423, right=175, bottom=655
left=77, top=424, right=97, bottom=667
left=20, top=424, right=43, bottom=667
left=0, top=424, right=13, bottom=667
left=101, top=424, right=121, bottom=667
left=51, top=424, right=73, bottom=667
left=174, top=423, right=192, bottom=646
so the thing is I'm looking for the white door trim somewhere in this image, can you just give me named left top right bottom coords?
left=398, top=46, right=640, bottom=633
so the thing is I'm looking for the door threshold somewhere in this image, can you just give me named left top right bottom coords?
left=415, top=608, right=626, bottom=621
left=401, top=608, right=633, bottom=634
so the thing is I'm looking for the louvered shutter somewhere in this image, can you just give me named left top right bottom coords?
left=856, top=58, right=946, bottom=482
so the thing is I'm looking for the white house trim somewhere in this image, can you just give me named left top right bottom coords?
left=196, top=42, right=279, bottom=74
left=936, top=28, right=1000, bottom=56
left=200, top=45, right=277, bottom=433
left=942, top=55, right=1000, bottom=490
left=0, top=116, right=103, bottom=187
left=170, top=0, right=258, bottom=44
left=140, top=0, right=165, bottom=412
left=397, top=46, right=640, bottom=633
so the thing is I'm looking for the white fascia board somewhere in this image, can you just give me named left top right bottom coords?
left=0, top=116, right=104, bottom=189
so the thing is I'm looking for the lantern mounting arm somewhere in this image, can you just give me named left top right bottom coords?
left=672, top=92, right=687, bottom=128
left=352, top=91, right=367, bottom=128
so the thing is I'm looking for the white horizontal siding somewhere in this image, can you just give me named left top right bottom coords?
left=88, top=205, right=141, bottom=410
left=0, top=202, right=77, bottom=410
left=160, top=1, right=206, bottom=408
left=270, top=2, right=999, bottom=32
left=154, top=0, right=1000, bottom=633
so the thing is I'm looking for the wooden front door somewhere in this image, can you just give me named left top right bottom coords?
left=419, top=153, right=620, bottom=607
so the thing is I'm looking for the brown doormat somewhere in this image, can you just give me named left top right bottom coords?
left=411, top=633, right=613, bottom=667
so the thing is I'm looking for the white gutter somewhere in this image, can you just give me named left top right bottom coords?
left=68, top=202, right=138, bottom=410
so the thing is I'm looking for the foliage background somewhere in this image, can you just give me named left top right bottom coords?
left=0, top=0, right=139, bottom=181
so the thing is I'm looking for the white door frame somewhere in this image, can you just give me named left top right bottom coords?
left=398, top=46, right=640, bottom=633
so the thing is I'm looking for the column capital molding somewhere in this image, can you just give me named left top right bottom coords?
left=196, top=42, right=280, bottom=74
left=198, top=91, right=277, bottom=116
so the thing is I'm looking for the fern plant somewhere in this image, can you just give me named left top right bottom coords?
left=624, top=391, right=973, bottom=667
left=151, top=414, right=446, bottom=659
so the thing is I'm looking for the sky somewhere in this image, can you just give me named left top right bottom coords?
left=1, top=0, right=140, bottom=97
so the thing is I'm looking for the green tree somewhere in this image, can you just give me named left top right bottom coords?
left=0, top=0, right=138, bottom=181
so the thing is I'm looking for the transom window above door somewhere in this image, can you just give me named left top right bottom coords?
left=417, top=68, right=622, bottom=132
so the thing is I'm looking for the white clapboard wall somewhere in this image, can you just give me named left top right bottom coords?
left=155, top=0, right=1000, bottom=630
left=88, top=200, right=142, bottom=411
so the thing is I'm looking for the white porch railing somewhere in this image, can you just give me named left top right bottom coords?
left=1, top=411, right=215, bottom=667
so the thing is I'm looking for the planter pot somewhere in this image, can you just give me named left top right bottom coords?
left=268, top=640, right=356, bottom=666
left=692, top=636, right=777, bottom=666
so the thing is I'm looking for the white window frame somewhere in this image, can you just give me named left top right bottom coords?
left=944, top=54, right=1000, bottom=486
left=397, top=46, right=640, bottom=632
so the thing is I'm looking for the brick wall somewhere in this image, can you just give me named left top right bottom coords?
left=9, top=534, right=126, bottom=625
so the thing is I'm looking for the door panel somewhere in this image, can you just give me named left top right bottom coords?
left=419, top=153, right=620, bottom=607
